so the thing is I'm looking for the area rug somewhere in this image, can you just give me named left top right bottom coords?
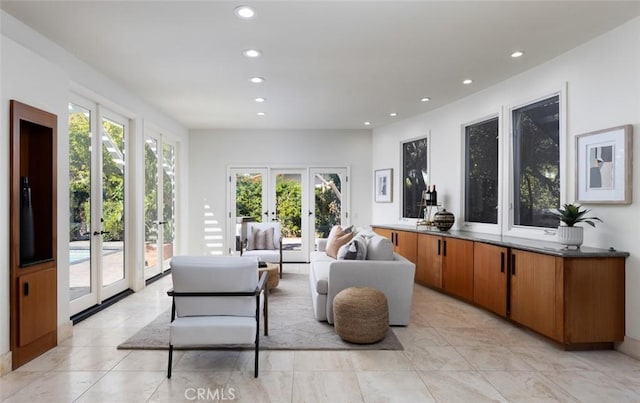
left=118, top=273, right=403, bottom=351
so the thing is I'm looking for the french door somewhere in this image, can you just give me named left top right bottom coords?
left=308, top=168, right=349, bottom=252
left=69, top=97, right=130, bottom=315
left=144, top=130, right=177, bottom=280
left=229, top=167, right=348, bottom=262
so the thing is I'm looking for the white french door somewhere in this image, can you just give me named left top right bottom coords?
left=308, top=168, right=349, bottom=252
left=270, top=169, right=308, bottom=262
left=143, top=130, right=177, bottom=280
left=69, top=96, right=130, bottom=315
left=229, top=166, right=347, bottom=262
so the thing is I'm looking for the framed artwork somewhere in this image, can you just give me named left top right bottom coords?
left=374, top=168, right=393, bottom=203
left=401, top=135, right=429, bottom=218
left=576, top=125, right=633, bottom=204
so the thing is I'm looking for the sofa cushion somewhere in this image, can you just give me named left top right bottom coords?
left=366, top=235, right=394, bottom=261
left=337, top=235, right=367, bottom=260
left=325, top=225, right=354, bottom=258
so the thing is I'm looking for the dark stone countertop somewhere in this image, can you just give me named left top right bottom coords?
left=371, top=224, right=629, bottom=258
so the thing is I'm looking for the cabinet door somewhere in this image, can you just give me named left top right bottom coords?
left=473, top=243, right=508, bottom=316
left=442, top=238, right=474, bottom=301
left=509, top=249, right=561, bottom=341
left=417, top=233, right=442, bottom=288
left=18, top=267, right=57, bottom=346
left=395, top=231, right=417, bottom=263
left=373, top=227, right=393, bottom=241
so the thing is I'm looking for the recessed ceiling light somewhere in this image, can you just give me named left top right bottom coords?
left=420, top=97, right=431, bottom=102
left=254, top=97, right=265, bottom=103
left=257, top=112, right=265, bottom=116
left=364, top=121, right=371, bottom=126
left=389, top=112, right=398, bottom=117
left=511, top=50, right=525, bottom=58
left=243, top=49, right=261, bottom=58
left=249, top=77, right=264, bottom=84
left=234, top=6, right=255, bottom=19
left=462, top=79, right=473, bottom=85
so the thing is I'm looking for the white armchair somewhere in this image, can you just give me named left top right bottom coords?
left=240, top=221, right=283, bottom=278
left=167, top=256, right=268, bottom=378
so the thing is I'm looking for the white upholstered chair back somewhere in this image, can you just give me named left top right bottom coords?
left=170, top=256, right=258, bottom=317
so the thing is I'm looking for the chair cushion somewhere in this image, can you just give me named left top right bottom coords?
left=366, top=235, right=394, bottom=261
left=325, top=225, right=354, bottom=258
left=249, top=226, right=275, bottom=250
left=170, top=316, right=257, bottom=346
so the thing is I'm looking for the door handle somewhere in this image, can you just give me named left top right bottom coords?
left=511, top=253, right=516, bottom=275
left=23, top=282, right=29, bottom=296
left=308, top=210, right=313, bottom=216
left=157, top=221, right=167, bottom=225
left=93, top=231, right=109, bottom=236
left=437, top=239, right=441, bottom=256
left=500, top=252, right=505, bottom=273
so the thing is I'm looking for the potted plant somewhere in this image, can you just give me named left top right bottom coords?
left=550, top=203, right=602, bottom=248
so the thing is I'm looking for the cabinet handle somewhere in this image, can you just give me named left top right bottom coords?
left=443, top=240, right=447, bottom=257
left=437, top=239, right=441, bottom=256
left=511, top=253, right=516, bottom=275
left=500, top=252, right=505, bottom=273
left=24, top=282, right=29, bottom=296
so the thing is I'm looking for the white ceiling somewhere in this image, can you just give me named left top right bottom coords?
left=2, top=1, right=639, bottom=130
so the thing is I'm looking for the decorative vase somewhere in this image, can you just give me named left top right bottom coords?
left=433, top=209, right=455, bottom=231
left=557, top=226, right=583, bottom=249
left=20, top=176, right=36, bottom=264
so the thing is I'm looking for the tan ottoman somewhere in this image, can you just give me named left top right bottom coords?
left=258, top=264, right=279, bottom=290
left=333, top=287, right=389, bottom=344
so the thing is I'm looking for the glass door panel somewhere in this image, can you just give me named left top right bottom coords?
left=310, top=169, right=348, bottom=251
left=144, top=135, right=160, bottom=278
left=229, top=169, right=267, bottom=254
left=271, top=169, right=307, bottom=262
left=100, top=116, right=126, bottom=289
left=68, top=103, right=93, bottom=303
left=161, top=142, right=176, bottom=270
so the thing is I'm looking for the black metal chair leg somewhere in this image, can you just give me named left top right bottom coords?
left=168, top=344, right=173, bottom=378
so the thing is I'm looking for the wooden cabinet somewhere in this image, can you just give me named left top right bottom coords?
left=509, top=249, right=624, bottom=346
left=473, top=243, right=508, bottom=317
left=416, top=233, right=473, bottom=301
left=10, top=100, right=58, bottom=369
left=509, top=249, right=560, bottom=341
left=441, top=237, right=474, bottom=301
left=373, top=227, right=417, bottom=263
left=417, top=233, right=441, bottom=287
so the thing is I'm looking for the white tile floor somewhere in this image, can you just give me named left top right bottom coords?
left=3, top=263, right=640, bottom=402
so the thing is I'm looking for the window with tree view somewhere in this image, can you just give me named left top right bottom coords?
left=465, top=117, right=498, bottom=224
left=512, top=95, right=560, bottom=228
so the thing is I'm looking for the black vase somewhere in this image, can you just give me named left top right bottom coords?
left=20, top=176, right=36, bottom=264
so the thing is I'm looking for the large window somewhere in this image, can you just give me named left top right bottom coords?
left=512, top=95, right=560, bottom=229
left=464, top=117, right=499, bottom=224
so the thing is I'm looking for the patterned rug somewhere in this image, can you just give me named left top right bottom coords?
left=117, top=273, right=403, bottom=351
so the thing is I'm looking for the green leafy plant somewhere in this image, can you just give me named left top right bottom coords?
left=550, top=203, right=602, bottom=227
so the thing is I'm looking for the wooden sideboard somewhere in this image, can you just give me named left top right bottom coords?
left=372, top=225, right=627, bottom=349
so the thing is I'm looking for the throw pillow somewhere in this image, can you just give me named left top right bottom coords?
left=337, top=235, right=367, bottom=260
left=249, top=226, right=275, bottom=250
left=326, top=225, right=354, bottom=258
left=366, top=235, right=394, bottom=260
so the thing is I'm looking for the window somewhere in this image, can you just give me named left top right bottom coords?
left=464, top=117, right=499, bottom=224
left=512, top=95, right=560, bottom=229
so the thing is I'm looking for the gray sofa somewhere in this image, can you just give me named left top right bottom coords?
left=309, top=234, right=415, bottom=326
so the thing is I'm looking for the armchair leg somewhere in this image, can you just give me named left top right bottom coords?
left=168, top=344, right=174, bottom=378
left=264, top=290, right=269, bottom=336
left=279, top=261, right=283, bottom=279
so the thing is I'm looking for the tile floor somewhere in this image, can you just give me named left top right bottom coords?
left=2, top=263, right=640, bottom=402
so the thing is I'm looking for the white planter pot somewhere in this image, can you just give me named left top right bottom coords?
left=557, top=226, right=583, bottom=248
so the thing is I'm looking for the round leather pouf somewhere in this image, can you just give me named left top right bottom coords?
left=333, top=287, right=389, bottom=344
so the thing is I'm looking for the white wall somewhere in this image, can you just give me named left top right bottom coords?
left=372, top=17, right=640, bottom=356
left=187, top=129, right=372, bottom=256
left=0, top=11, right=188, bottom=370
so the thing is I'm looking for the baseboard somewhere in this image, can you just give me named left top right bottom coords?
left=0, top=350, right=12, bottom=376
left=58, top=320, right=73, bottom=343
left=616, top=335, right=640, bottom=360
